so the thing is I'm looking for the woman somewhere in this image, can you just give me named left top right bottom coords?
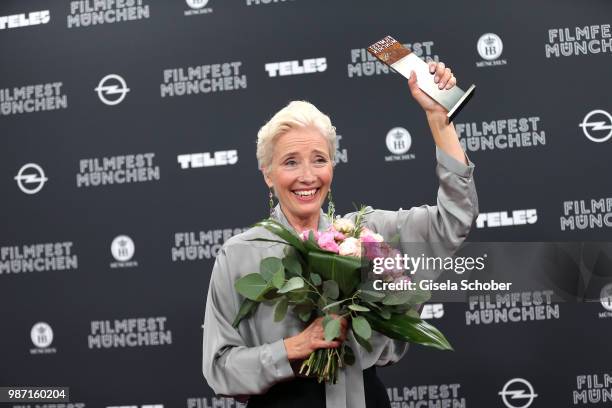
left=202, top=62, right=478, bottom=408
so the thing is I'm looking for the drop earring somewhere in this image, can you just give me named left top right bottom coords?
left=327, top=189, right=335, bottom=220
left=269, top=187, right=275, bottom=218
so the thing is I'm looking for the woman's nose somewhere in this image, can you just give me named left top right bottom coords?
left=297, top=164, right=316, bottom=183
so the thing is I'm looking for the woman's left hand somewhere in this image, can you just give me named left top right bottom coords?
left=407, top=61, right=456, bottom=118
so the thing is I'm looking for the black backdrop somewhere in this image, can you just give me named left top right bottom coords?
left=1, top=0, right=612, bottom=407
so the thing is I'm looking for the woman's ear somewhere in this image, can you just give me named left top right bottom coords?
left=262, top=167, right=273, bottom=188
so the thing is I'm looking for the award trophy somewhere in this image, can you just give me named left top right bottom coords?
left=368, top=35, right=476, bottom=121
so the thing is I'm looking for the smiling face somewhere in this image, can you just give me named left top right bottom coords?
left=263, top=125, right=333, bottom=228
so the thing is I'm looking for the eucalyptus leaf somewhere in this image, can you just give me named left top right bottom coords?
left=382, top=291, right=413, bottom=305
left=323, top=316, right=341, bottom=342
left=272, top=268, right=285, bottom=289
left=348, top=304, right=370, bottom=312
left=322, top=298, right=348, bottom=311
left=283, top=256, right=303, bottom=277
left=352, top=316, right=372, bottom=340
left=323, top=280, right=339, bottom=300
left=286, top=288, right=309, bottom=303
left=274, top=298, right=289, bottom=322
left=278, top=277, right=304, bottom=293
left=260, top=257, right=283, bottom=282
left=235, top=273, right=269, bottom=301
left=310, top=273, right=322, bottom=286
left=358, top=289, right=386, bottom=302
left=378, top=309, right=392, bottom=320
left=353, top=330, right=373, bottom=352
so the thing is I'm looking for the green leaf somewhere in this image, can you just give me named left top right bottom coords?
left=358, top=289, right=385, bottom=302
left=308, top=251, right=361, bottom=297
left=323, top=280, right=339, bottom=300
left=348, top=304, right=370, bottom=312
left=272, top=268, right=285, bottom=289
left=322, top=298, right=349, bottom=311
left=310, top=273, right=322, bottom=286
left=352, top=316, right=372, bottom=340
left=378, top=309, right=392, bottom=320
left=235, top=273, right=269, bottom=301
left=323, top=316, right=341, bottom=341
left=232, top=298, right=258, bottom=328
left=382, top=291, right=413, bottom=305
left=261, top=257, right=283, bottom=282
left=406, top=308, right=420, bottom=318
left=353, top=330, right=373, bottom=352
left=363, top=312, right=453, bottom=351
left=252, top=219, right=307, bottom=255
left=278, top=277, right=304, bottom=293
left=274, top=298, right=289, bottom=322
left=283, top=256, right=303, bottom=277
left=286, top=288, right=309, bottom=303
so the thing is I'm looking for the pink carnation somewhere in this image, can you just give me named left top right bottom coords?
left=317, top=231, right=340, bottom=253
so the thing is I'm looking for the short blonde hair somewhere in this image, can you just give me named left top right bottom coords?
left=256, top=100, right=337, bottom=172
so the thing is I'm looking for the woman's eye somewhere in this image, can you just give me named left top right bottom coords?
left=285, top=160, right=297, bottom=166
left=315, top=157, right=328, bottom=164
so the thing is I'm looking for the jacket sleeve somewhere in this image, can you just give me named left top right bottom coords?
left=368, top=146, right=479, bottom=255
left=202, top=247, right=295, bottom=397
left=363, top=146, right=479, bottom=367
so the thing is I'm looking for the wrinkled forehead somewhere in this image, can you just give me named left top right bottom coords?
left=273, top=126, right=330, bottom=158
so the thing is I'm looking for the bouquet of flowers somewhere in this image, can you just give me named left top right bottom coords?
left=232, top=206, right=452, bottom=384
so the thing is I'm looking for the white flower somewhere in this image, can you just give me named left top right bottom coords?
left=333, top=218, right=355, bottom=235
left=338, top=237, right=361, bottom=257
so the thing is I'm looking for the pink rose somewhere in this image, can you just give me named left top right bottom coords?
left=317, top=231, right=340, bottom=253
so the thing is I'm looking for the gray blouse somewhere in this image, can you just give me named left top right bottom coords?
left=202, top=146, right=478, bottom=408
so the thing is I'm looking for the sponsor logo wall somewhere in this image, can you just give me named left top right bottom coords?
left=2, top=1, right=611, bottom=407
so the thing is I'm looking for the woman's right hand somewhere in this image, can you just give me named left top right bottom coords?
left=283, top=315, right=348, bottom=361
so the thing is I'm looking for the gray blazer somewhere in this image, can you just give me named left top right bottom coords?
left=202, top=146, right=478, bottom=408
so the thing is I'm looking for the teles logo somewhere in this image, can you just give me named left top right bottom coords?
left=476, top=209, right=538, bottom=228
left=579, top=109, right=612, bottom=143
left=15, top=163, right=48, bottom=194
left=265, top=58, right=327, bottom=77
left=185, top=0, right=212, bottom=15
left=110, top=235, right=138, bottom=268
left=0, top=10, right=50, bottom=30
left=95, top=74, right=130, bottom=105
left=476, top=33, right=507, bottom=67
left=30, top=322, right=57, bottom=355
left=178, top=150, right=238, bottom=168
left=498, top=378, right=538, bottom=408
left=385, top=127, right=415, bottom=161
